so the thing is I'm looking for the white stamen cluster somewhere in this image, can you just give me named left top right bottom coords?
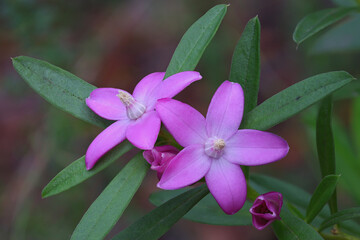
left=205, top=137, right=226, bottom=158
left=117, top=91, right=146, bottom=120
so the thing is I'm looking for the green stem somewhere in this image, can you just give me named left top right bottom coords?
left=247, top=184, right=259, bottom=201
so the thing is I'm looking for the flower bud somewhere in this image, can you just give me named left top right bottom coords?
left=143, top=145, right=179, bottom=179
left=249, top=192, right=283, bottom=230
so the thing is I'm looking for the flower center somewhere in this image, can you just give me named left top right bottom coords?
left=204, top=137, right=226, bottom=158
left=117, top=91, right=146, bottom=120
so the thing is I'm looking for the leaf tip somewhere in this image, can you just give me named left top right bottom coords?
left=41, top=185, right=53, bottom=199
left=41, top=190, right=49, bottom=199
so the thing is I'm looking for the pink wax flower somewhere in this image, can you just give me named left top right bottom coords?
left=249, top=192, right=283, bottom=230
left=143, top=145, right=180, bottom=179
left=85, top=71, right=201, bottom=170
left=156, top=81, right=289, bottom=214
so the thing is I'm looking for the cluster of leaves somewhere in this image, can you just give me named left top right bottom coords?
left=12, top=4, right=360, bottom=240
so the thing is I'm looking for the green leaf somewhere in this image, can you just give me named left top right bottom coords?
left=351, top=97, right=360, bottom=153
left=316, top=97, right=336, bottom=177
left=293, top=7, right=356, bottom=44
left=316, top=97, right=338, bottom=214
left=333, top=120, right=360, bottom=204
left=241, top=71, right=355, bottom=131
left=229, top=16, right=260, bottom=114
left=319, top=207, right=360, bottom=231
left=112, top=185, right=209, bottom=240
left=306, top=175, right=340, bottom=223
left=12, top=56, right=112, bottom=128
left=272, top=204, right=324, bottom=240
left=150, top=188, right=252, bottom=226
left=311, top=14, right=360, bottom=54
left=164, top=4, right=227, bottom=78
left=302, top=109, right=360, bottom=205
left=42, top=142, right=133, bottom=198
left=71, top=154, right=148, bottom=240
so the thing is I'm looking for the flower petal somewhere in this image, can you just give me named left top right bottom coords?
left=206, top=81, right=244, bottom=139
left=85, top=120, right=129, bottom=170
left=225, top=129, right=289, bottom=166
left=263, top=192, right=283, bottom=215
left=126, top=111, right=161, bottom=150
left=86, top=88, right=127, bottom=120
left=132, top=72, right=165, bottom=105
left=157, top=71, right=202, bottom=99
left=157, top=144, right=211, bottom=190
left=205, top=158, right=246, bottom=215
left=156, top=98, right=207, bottom=147
left=253, top=215, right=271, bottom=230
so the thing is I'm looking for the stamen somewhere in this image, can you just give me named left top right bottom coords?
left=214, top=139, right=225, bottom=151
left=116, top=90, right=146, bottom=120
left=205, top=137, right=226, bottom=158
left=117, top=91, right=134, bottom=107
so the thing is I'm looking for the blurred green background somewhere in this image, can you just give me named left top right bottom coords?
left=1, top=0, right=360, bottom=239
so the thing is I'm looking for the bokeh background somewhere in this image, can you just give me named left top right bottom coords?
left=1, top=0, right=360, bottom=239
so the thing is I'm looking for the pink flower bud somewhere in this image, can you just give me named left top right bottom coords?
left=249, top=192, right=283, bottom=230
left=143, top=145, right=179, bottom=179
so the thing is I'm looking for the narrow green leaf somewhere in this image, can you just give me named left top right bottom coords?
left=164, top=4, right=227, bottom=78
left=42, top=142, right=133, bottom=198
left=229, top=16, right=260, bottom=114
left=303, top=110, right=360, bottom=204
left=12, top=56, right=112, bottom=128
left=229, top=16, right=260, bottom=180
left=306, top=175, right=340, bottom=223
left=351, top=97, right=360, bottom=154
left=71, top=154, right=148, bottom=240
left=150, top=188, right=252, bottom=226
left=272, top=205, right=324, bottom=240
left=319, top=207, right=360, bottom=231
left=333, top=120, right=360, bottom=204
left=112, top=185, right=209, bottom=240
left=241, top=71, right=355, bottom=131
left=316, top=97, right=338, bottom=214
left=311, top=15, right=360, bottom=54
left=293, top=7, right=356, bottom=44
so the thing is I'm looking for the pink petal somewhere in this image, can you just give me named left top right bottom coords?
left=205, top=159, right=246, bottom=215
left=224, top=130, right=289, bottom=166
left=86, top=88, right=127, bottom=120
left=157, top=144, right=211, bottom=190
left=157, top=71, right=202, bottom=99
left=156, top=98, right=207, bottom=147
left=85, top=120, right=129, bottom=170
left=206, top=81, right=244, bottom=139
left=263, top=192, right=283, bottom=215
left=132, top=72, right=165, bottom=106
left=126, top=111, right=161, bottom=150
left=253, top=215, right=272, bottom=230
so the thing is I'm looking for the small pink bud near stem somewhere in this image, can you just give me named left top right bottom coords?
left=249, top=192, right=283, bottom=230
left=143, top=145, right=179, bottom=179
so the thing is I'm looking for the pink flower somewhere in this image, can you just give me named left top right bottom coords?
left=85, top=71, right=201, bottom=170
left=143, top=145, right=180, bottom=179
left=156, top=81, right=289, bottom=214
left=249, top=192, right=283, bottom=230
